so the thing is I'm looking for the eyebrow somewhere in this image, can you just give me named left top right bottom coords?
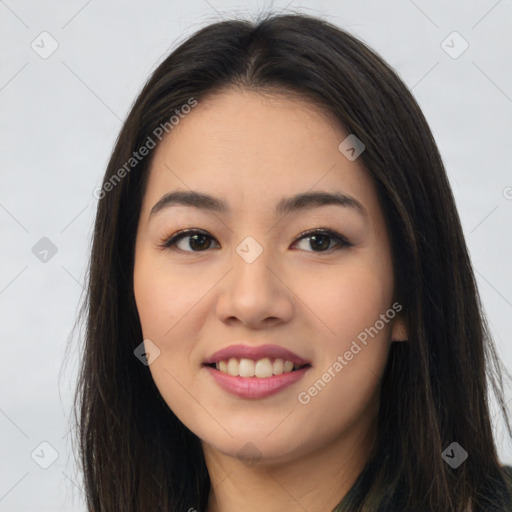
left=149, top=190, right=367, bottom=219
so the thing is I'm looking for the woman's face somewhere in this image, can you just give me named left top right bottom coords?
left=133, top=89, right=405, bottom=465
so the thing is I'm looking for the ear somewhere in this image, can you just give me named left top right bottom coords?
left=391, top=314, right=408, bottom=342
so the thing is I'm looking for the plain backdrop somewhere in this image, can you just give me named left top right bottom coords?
left=1, top=1, right=511, bottom=510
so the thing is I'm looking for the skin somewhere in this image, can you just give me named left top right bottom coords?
left=133, top=88, right=408, bottom=512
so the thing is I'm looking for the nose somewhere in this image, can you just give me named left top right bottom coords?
left=215, top=243, right=294, bottom=329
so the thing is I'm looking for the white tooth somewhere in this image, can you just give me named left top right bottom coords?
left=239, top=358, right=255, bottom=377
left=227, top=358, right=239, bottom=376
left=217, top=357, right=297, bottom=377
left=273, top=358, right=284, bottom=375
left=254, top=358, right=273, bottom=378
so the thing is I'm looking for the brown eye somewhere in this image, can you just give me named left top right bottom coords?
left=162, top=230, right=220, bottom=252
left=161, top=228, right=351, bottom=254
left=292, top=229, right=352, bottom=252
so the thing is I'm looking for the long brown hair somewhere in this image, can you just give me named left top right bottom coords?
left=69, top=12, right=512, bottom=511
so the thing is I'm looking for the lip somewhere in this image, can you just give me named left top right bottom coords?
left=204, top=365, right=311, bottom=398
left=203, top=344, right=310, bottom=366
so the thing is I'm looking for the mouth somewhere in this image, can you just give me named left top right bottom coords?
left=203, top=358, right=311, bottom=378
left=203, top=343, right=312, bottom=379
left=203, top=357, right=312, bottom=399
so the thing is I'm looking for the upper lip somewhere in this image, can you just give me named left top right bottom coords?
left=203, top=344, right=311, bottom=366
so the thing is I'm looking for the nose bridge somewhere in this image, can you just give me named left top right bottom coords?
left=231, top=234, right=276, bottom=297
left=216, top=233, right=293, bottom=326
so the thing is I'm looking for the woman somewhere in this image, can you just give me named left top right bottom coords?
left=73, top=12, right=512, bottom=511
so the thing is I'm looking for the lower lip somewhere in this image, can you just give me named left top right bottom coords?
left=204, top=365, right=311, bottom=399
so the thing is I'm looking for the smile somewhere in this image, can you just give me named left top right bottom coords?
left=202, top=343, right=312, bottom=398
left=203, top=359, right=311, bottom=399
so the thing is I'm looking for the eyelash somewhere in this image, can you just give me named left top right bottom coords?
left=158, top=227, right=352, bottom=254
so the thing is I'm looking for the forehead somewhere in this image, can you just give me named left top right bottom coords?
left=142, top=89, right=379, bottom=222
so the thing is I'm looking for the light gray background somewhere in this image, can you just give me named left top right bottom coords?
left=1, top=1, right=512, bottom=510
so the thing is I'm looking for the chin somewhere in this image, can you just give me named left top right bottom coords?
left=199, top=427, right=309, bottom=466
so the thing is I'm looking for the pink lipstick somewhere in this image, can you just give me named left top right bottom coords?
left=203, top=344, right=311, bottom=399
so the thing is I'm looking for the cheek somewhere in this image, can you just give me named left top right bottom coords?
left=133, top=248, right=208, bottom=341
left=133, top=249, right=211, bottom=430
left=133, top=258, right=175, bottom=341
left=299, top=257, right=394, bottom=346
left=133, top=247, right=224, bottom=403
left=293, top=258, right=394, bottom=429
